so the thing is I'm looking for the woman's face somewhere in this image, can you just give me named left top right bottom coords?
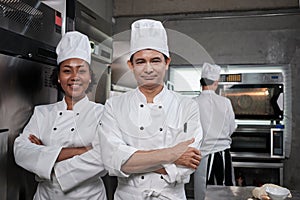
left=58, top=58, right=91, bottom=102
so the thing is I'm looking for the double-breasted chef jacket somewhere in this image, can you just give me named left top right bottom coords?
left=14, top=96, right=107, bottom=200
left=99, top=86, right=203, bottom=200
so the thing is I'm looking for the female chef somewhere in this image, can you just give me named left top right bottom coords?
left=13, top=31, right=107, bottom=200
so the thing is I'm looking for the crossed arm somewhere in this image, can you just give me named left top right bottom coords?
left=28, top=134, right=91, bottom=162
left=29, top=134, right=201, bottom=173
left=121, top=138, right=202, bottom=175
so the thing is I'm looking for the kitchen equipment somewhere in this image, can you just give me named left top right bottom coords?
left=233, top=162, right=283, bottom=186
left=72, top=1, right=113, bottom=104
left=218, top=73, right=284, bottom=121
left=0, top=1, right=62, bottom=199
left=271, top=128, right=285, bottom=158
left=230, top=125, right=285, bottom=159
left=0, top=129, right=9, bottom=200
left=218, top=72, right=286, bottom=187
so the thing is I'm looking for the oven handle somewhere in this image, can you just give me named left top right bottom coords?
left=270, top=84, right=284, bottom=120
left=232, top=161, right=283, bottom=168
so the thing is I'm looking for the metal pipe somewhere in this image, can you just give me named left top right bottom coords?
left=162, top=9, right=300, bottom=24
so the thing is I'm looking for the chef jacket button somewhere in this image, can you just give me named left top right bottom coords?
left=160, top=175, right=164, bottom=179
left=158, top=105, right=162, bottom=109
left=140, top=126, right=144, bottom=130
left=76, top=113, right=79, bottom=116
left=140, top=104, right=144, bottom=108
left=71, top=128, right=75, bottom=131
left=53, top=128, right=57, bottom=131
left=141, top=176, right=144, bottom=179
left=159, top=128, right=163, bottom=131
left=59, top=112, right=62, bottom=116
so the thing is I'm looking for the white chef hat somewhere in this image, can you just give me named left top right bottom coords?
left=201, top=62, right=221, bottom=81
left=56, top=31, right=91, bottom=65
left=130, top=19, right=169, bottom=58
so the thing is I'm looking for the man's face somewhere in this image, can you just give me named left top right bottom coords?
left=128, top=49, right=171, bottom=89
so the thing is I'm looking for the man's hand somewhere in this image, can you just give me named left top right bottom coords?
left=174, top=147, right=201, bottom=169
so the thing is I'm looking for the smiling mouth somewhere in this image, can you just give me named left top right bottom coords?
left=68, top=84, right=82, bottom=89
left=142, top=76, right=156, bottom=80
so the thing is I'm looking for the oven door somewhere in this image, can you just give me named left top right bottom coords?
left=233, top=162, right=283, bottom=186
left=219, top=84, right=283, bottom=120
left=231, top=125, right=272, bottom=155
left=231, top=131, right=270, bottom=154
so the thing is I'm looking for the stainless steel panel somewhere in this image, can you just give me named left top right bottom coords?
left=0, top=0, right=62, bottom=47
left=233, top=161, right=284, bottom=168
left=0, top=129, right=8, bottom=200
left=0, top=53, right=58, bottom=200
left=231, top=152, right=273, bottom=159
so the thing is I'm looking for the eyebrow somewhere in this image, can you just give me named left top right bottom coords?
left=61, top=64, right=86, bottom=68
left=151, top=57, right=162, bottom=60
left=134, top=57, right=162, bottom=62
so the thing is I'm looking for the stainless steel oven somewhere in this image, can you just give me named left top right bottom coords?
left=218, top=73, right=284, bottom=121
left=218, top=73, right=285, bottom=159
left=218, top=72, right=286, bottom=187
left=231, top=125, right=285, bottom=159
left=231, top=125, right=285, bottom=187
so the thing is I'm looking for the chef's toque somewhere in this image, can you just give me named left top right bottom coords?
left=130, top=19, right=169, bottom=58
left=201, top=62, right=221, bottom=81
left=56, top=31, right=91, bottom=65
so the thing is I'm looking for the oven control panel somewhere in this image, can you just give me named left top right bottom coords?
left=219, top=73, right=283, bottom=84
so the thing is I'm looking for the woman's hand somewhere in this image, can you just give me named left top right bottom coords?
left=28, top=134, right=43, bottom=145
left=28, top=134, right=92, bottom=162
left=56, top=146, right=92, bottom=162
left=154, top=168, right=167, bottom=175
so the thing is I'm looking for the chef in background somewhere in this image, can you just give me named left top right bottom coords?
left=98, top=19, right=203, bottom=200
left=193, top=62, right=237, bottom=200
left=14, top=31, right=107, bottom=200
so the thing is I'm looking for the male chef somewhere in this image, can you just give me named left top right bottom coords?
left=193, top=62, right=237, bottom=200
left=99, top=19, right=203, bottom=199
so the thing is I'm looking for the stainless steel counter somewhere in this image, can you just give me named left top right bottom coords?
left=204, top=185, right=255, bottom=200
left=204, top=185, right=300, bottom=200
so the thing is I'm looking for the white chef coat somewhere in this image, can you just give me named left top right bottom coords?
left=14, top=96, right=107, bottom=200
left=193, top=90, right=236, bottom=156
left=99, top=86, right=203, bottom=200
left=193, top=90, right=236, bottom=199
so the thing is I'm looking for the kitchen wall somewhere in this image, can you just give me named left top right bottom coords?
left=114, top=0, right=298, bottom=16
left=112, top=0, right=300, bottom=190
